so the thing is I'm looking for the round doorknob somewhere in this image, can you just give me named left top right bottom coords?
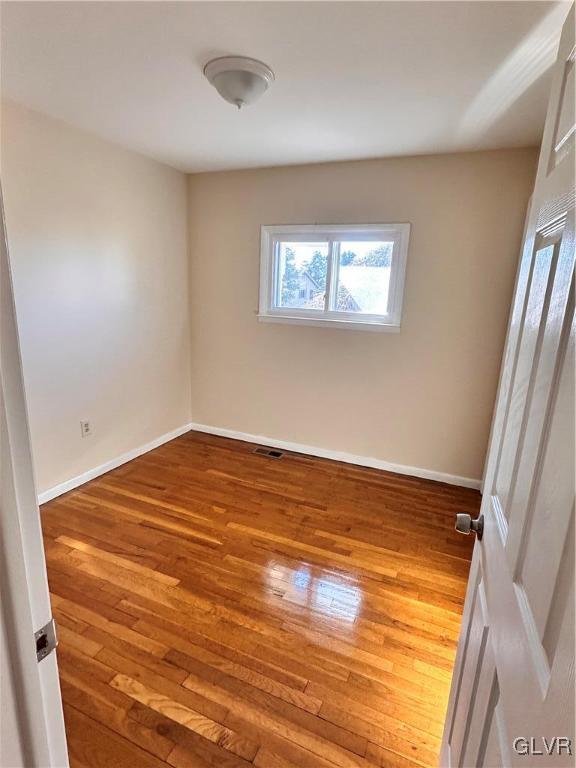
left=455, top=513, right=484, bottom=540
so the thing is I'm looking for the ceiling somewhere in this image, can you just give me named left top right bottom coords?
left=1, top=1, right=570, bottom=172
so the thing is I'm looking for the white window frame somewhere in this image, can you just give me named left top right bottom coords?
left=258, top=223, right=410, bottom=332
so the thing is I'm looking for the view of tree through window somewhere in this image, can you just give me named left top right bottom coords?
left=275, top=239, right=393, bottom=314
left=276, top=242, right=329, bottom=309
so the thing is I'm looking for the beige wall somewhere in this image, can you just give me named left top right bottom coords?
left=1, top=101, right=191, bottom=495
left=188, top=149, right=537, bottom=482
left=1, top=100, right=537, bottom=490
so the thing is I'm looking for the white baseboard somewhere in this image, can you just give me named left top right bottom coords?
left=189, top=422, right=481, bottom=490
left=38, top=420, right=480, bottom=504
left=37, top=423, right=194, bottom=505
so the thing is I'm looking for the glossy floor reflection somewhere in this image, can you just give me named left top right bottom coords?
left=42, top=430, right=477, bottom=768
left=267, top=564, right=363, bottom=623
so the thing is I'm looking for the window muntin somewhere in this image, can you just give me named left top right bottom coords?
left=259, top=224, right=409, bottom=331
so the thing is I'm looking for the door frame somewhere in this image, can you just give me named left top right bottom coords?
left=0, top=183, right=68, bottom=767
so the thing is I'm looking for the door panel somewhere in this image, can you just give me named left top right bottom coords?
left=448, top=572, right=489, bottom=762
left=505, top=231, right=574, bottom=559
left=441, top=6, right=575, bottom=766
left=477, top=689, right=509, bottom=768
left=493, top=243, right=555, bottom=524
left=462, top=664, right=505, bottom=768
left=518, top=304, right=574, bottom=637
left=551, top=47, right=575, bottom=167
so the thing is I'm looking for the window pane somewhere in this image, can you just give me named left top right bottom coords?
left=274, top=242, right=328, bottom=310
left=334, top=241, right=393, bottom=314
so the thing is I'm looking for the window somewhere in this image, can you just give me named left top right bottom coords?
left=259, top=224, right=409, bottom=331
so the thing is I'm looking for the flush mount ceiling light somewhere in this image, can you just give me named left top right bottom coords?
left=203, top=56, right=274, bottom=109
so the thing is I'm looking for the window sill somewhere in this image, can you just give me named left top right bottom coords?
left=257, top=314, right=401, bottom=332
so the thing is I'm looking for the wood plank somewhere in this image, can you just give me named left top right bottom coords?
left=129, top=702, right=253, bottom=768
left=110, top=674, right=259, bottom=761
left=63, top=705, right=169, bottom=768
left=41, top=429, right=476, bottom=767
left=56, top=534, right=180, bottom=586
left=60, top=678, right=175, bottom=761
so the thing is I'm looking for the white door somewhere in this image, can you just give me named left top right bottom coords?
left=0, top=186, right=68, bottom=766
left=441, top=6, right=575, bottom=768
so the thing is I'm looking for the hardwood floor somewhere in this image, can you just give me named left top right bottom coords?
left=41, top=430, right=477, bottom=768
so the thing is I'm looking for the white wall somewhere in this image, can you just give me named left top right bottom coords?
left=1, top=101, right=191, bottom=496
left=187, top=149, right=537, bottom=483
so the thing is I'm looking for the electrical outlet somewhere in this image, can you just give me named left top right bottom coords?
left=80, top=420, right=92, bottom=438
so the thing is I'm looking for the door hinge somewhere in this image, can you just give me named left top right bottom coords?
left=35, top=618, right=58, bottom=663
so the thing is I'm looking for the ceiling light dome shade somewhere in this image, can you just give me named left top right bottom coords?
left=203, top=56, right=274, bottom=109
